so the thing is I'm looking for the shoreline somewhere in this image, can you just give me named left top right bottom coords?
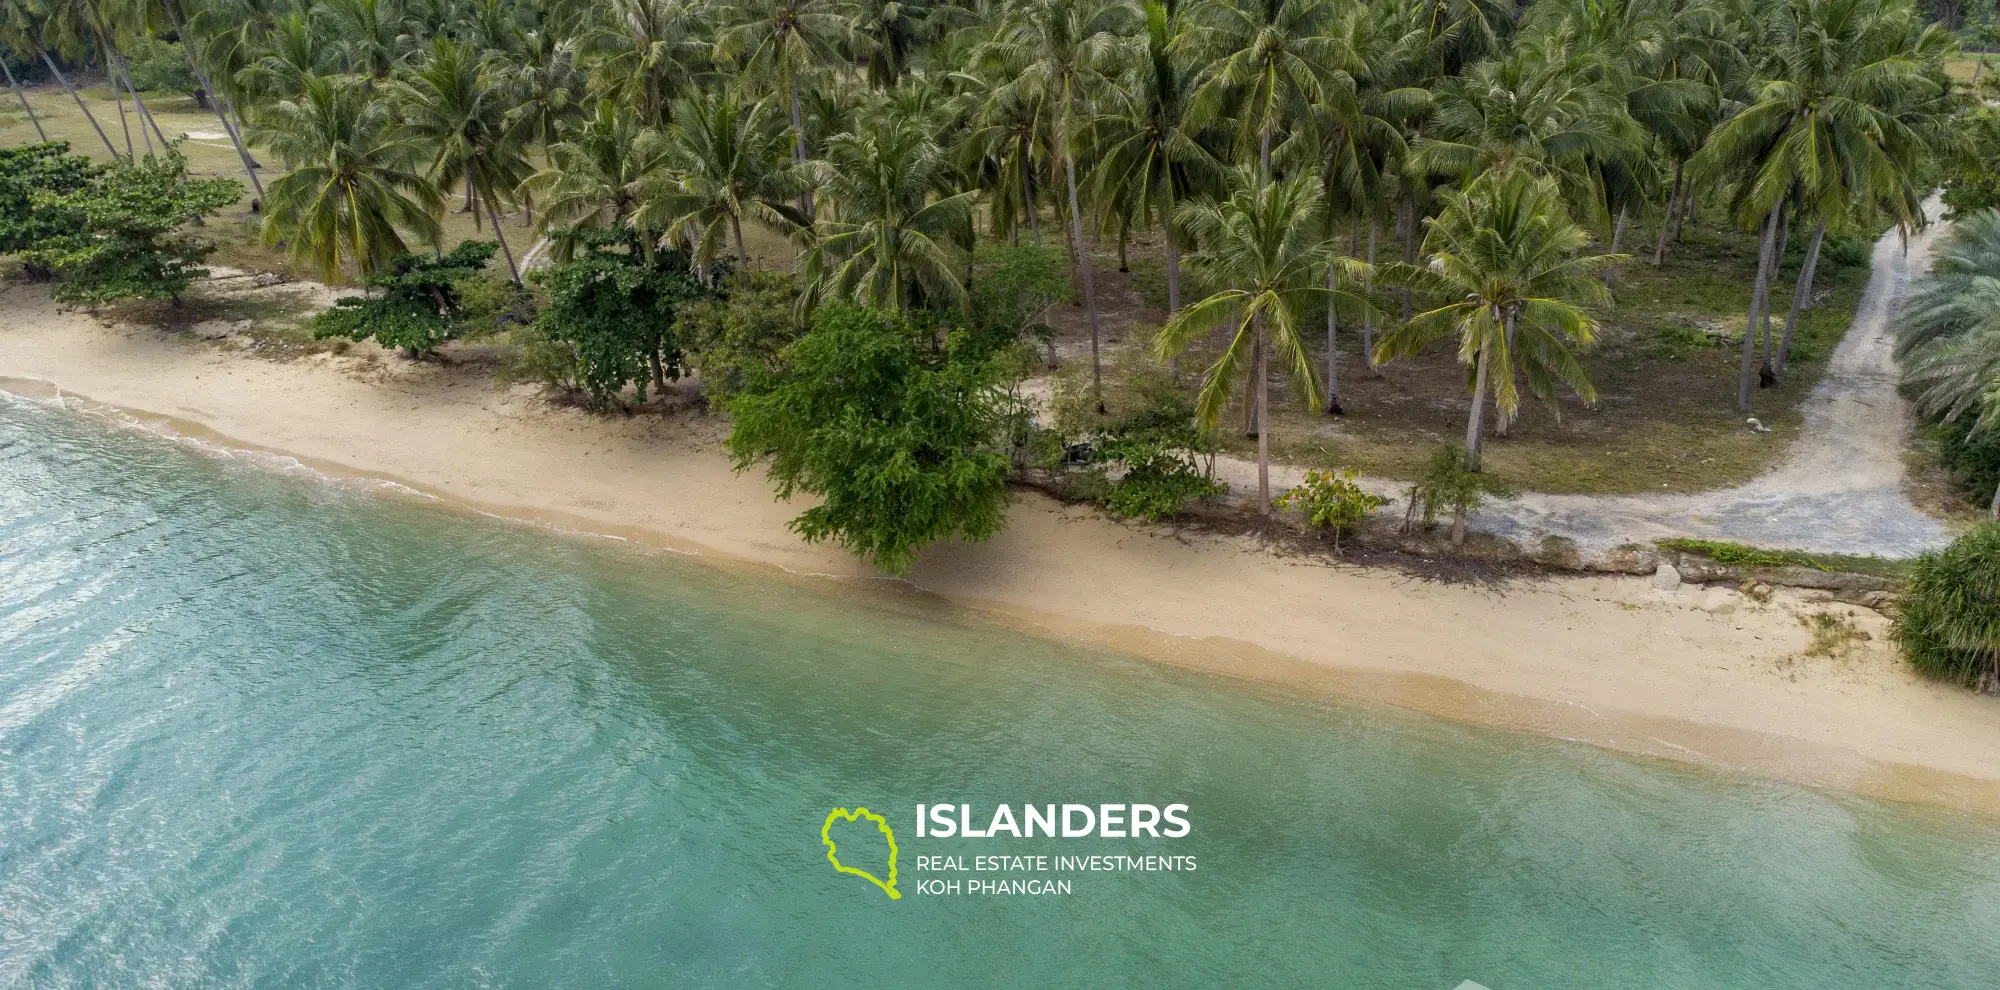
left=6, top=284, right=2000, bottom=816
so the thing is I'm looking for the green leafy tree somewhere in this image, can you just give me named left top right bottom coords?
left=312, top=240, right=499, bottom=355
left=528, top=232, right=716, bottom=408
left=678, top=269, right=807, bottom=409
left=1273, top=468, right=1388, bottom=547
left=0, top=142, right=98, bottom=279
left=727, top=304, right=1013, bottom=574
left=26, top=150, right=241, bottom=305
left=521, top=101, right=674, bottom=260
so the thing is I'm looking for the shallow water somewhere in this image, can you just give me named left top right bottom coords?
left=2, top=395, right=1998, bottom=988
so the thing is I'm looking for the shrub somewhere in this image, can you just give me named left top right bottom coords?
left=1402, top=444, right=1514, bottom=544
left=1274, top=469, right=1390, bottom=548
left=312, top=241, right=498, bottom=355
left=1892, top=523, right=2000, bottom=691
left=679, top=270, right=805, bottom=410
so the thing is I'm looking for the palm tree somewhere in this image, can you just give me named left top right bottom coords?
left=1373, top=170, right=1616, bottom=474
left=1154, top=167, right=1371, bottom=513
left=320, top=0, right=403, bottom=81
left=715, top=0, right=853, bottom=218
left=634, top=90, right=803, bottom=268
left=1689, top=0, right=1940, bottom=410
left=980, top=0, right=1135, bottom=406
left=798, top=111, right=977, bottom=312
left=1894, top=208, right=2000, bottom=513
left=521, top=100, right=674, bottom=260
left=1181, top=0, right=1352, bottom=178
left=1093, top=0, right=1225, bottom=315
left=397, top=36, right=532, bottom=280
left=589, top=0, right=709, bottom=126
left=252, top=74, right=444, bottom=280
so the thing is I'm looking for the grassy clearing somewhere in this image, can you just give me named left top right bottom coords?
left=1066, top=206, right=1873, bottom=495
left=1655, top=537, right=1911, bottom=580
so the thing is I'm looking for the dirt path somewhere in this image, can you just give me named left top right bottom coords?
left=1214, top=207, right=1956, bottom=559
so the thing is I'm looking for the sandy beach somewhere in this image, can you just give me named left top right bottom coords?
left=5, top=280, right=1999, bottom=814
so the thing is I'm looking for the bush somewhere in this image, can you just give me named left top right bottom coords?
left=312, top=241, right=498, bottom=354
left=1402, top=444, right=1514, bottom=543
left=1892, top=523, right=2000, bottom=691
left=726, top=305, right=1013, bottom=574
left=0, top=142, right=97, bottom=279
left=126, top=38, right=203, bottom=103
left=1934, top=417, right=2000, bottom=507
left=678, top=270, right=805, bottom=410
left=1274, top=469, right=1390, bottom=547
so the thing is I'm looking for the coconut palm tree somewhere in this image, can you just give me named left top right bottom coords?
left=1154, top=166, right=1372, bottom=513
left=715, top=0, right=853, bottom=217
left=1373, top=169, right=1616, bottom=473
left=1894, top=208, right=2000, bottom=515
left=1181, top=0, right=1352, bottom=178
left=797, top=110, right=977, bottom=312
left=521, top=100, right=675, bottom=260
left=1093, top=0, right=1225, bottom=315
left=1690, top=0, right=1941, bottom=411
left=589, top=0, right=709, bottom=126
left=980, top=0, right=1135, bottom=406
left=397, top=36, right=532, bottom=279
left=252, top=74, right=444, bottom=280
left=633, top=90, right=804, bottom=268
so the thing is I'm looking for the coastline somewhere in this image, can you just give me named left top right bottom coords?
left=6, top=282, right=2000, bottom=815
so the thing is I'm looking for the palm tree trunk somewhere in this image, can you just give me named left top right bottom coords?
left=110, top=58, right=134, bottom=159
left=1364, top=213, right=1380, bottom=375
left=1065, top=153, right=1103, bottom=409
left=1255, top=309, right=1271, bottom=514
left=1653, top=165, right=1681, bottom=266
left=732, top=213, right=749, bottom=268
left=1244, top=316, right=1260, bottom=437
left=1605, top=205, right=1628, bottom=292
left=1117, top=217, right=1128, bottom=272
left=1325, top=263, right=1343, bottom=415
left=160, top=0, right=263, bottom=201
left=4, top=58, right=47, bottom=141
left=115, top=57, right=160, bottom=156
left=1776, top=219, right=1827, bottom=380
left=1739, top=201, right=1781, bottom=413
left=479, top=166, right=521, bottom=283
left=790, top=74, right=812, bottom=222
left=1401, top=192, right=1417, bottom=321
left=43, top=48, right=119, bottom=161
left=1022, top=143, right=1038, bottom=239
left=1990, top=477, right=2000, bottom=521
left=650, top=348, right=668, bottom=400
left=1760, top=206, right=1789, bottom=387
left=1164, top=183, right=1181, bottom=314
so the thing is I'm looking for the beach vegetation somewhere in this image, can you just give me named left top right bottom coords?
left=23, top=149, right=240, bottom=305
left=312, top=239, right=499, bottom=356
left=1892, top=522, right=2000, bottom=690
left=726, top=304, right=1014, bottom=574
left=527, top=230, right=717, bottom=407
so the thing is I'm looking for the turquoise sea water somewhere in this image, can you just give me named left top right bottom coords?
left=3, top=396, right=2000, bottom=988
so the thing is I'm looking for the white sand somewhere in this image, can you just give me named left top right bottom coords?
left=5, top=280, right=1999, bottom=814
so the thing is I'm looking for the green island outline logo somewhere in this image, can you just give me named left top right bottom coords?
left=821, top=807, right=901, bottom=900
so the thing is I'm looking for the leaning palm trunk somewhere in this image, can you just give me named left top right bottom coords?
left=109, top=57, right=134, bottom=158
left=162, top=0, right=265, bottom=201
left=476, top=164, right=521, bottom=284
left=1605, top=206, right=1627, bottom=291
left=789, top=74, right=811, bottom=222
left=1739, top=202, right=1782, bottom=412
left=42, top=48, right=119, bottom=160
left=1065, top=153, right=1102, bottom=407
left=1775, top=219, right=1827, bottom=380
left=1163, top=186, right=1181, bottom=313
left=113, top=55, right=167, bottom=154
left=4, top=58, right=46, bottom=141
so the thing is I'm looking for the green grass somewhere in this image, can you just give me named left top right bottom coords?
left=1655, top=538, right=1910, bottom=580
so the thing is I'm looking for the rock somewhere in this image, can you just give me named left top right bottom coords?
left=1595, top=544, right=1661, bottom=575
left=1651, top=562, right=1681, bottom=590
left=254, top=272, right=285, bottom=286
left=191, top=320, right=232, bottom=340
left=231, top=319, right=253, bottom=332
left=1537, top=535, right=1582, bottom=570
